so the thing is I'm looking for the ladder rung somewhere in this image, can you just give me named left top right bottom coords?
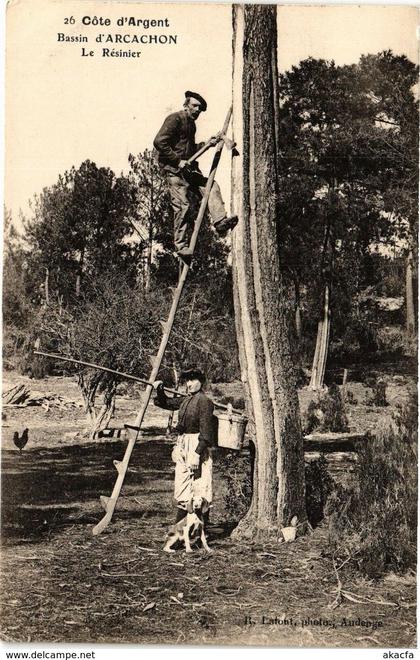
left=124, top=424, right=141, bottom=432
left=94, top=427, right=125, bottom=439
left=125, top=426, right=143, bottom=441
left=113, top=459, right=125, bottom=474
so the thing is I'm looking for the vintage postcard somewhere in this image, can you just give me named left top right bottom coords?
left=2, top=0, right=418, bottom=653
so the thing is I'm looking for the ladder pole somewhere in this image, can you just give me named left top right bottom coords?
left=33, top=350, right=153, bottom=388
left=34, top=349, right=241, bottom=413
left=92, top=106, right=232, bottom=536
left=185, top=106, right=232, bottom=255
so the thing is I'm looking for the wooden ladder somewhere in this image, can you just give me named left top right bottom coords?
left=92, top=107, right=233, bottom=536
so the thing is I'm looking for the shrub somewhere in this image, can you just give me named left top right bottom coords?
left=345, top=390, right=357, bottom=405
left=305, top=456, right=339, bottom=527
left=212, top=394, right=245, bottom=410
left=211, top=386, right=224, bottom=399
left=328, top=394, right=417, bottom=577
left=366, top=377, right=388, bottom=407
left=303, top=384, right=349, bottom=434
left=20, top=353, right=49, bottom=379
left=216, top=449, right=252, bottom=521
left=3, top=322, right=56, bottom=378
left=231, top=397, right=246, bottom=410
left=331, top=314, right=379, bottom=360
left=376, top=326, right=416, bottom=357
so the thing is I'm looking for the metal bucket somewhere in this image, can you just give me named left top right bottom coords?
left=281, top=526, right=297, bottom=542
left=216, top=405, right=247, bottom=450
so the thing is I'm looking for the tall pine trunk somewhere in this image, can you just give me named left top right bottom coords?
left=310, top=284, right=331, bottom=389
left=406, top=248, right=415, bottom=336
left=144, top=216, right=153, bottom=291
left=144, top=165, right=154, bottom=291
left=231, top=5, right=306, bottom=540
left=44, top=267, right=50, bottom=305
left=76, top=249, right=84, bottom=298
left=294, top=277, right=302, bottom=341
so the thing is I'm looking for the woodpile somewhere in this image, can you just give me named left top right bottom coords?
left=2, top=383, right=81, bottom=409
left=2, top=384, right=30, bottom=405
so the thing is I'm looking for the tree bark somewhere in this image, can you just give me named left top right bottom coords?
left=310, top=320, right=323, bottom=389
left=88, top=383, right=117, bottom=439
left=144, top=216, right=153, bottom=291
left=78, top=372, right=99, bottom=424
left=77, top=371, right=117, bottom=437
left=231, top=5, right=307, bottom=540
left=76, top=249, right=84, bottom=297
left=44, top=267, right=50, bottom=305
left=309, top=184, right=334, bottom=389
left=406, top=248, right=415, bottom=336
left=144, top=164, right=154, bottom=291
left=310, top=284, right=331, bottom=389
left=294, top=277, right=302, bottom=340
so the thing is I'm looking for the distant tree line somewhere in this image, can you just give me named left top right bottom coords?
left=278, top=51, right=418, bottom=381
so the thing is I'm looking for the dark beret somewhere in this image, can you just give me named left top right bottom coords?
left=180, top=367, right=206, bottom=384
left=185, top=90, right=207, bottom=111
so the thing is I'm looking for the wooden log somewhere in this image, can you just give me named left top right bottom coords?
left=2, top=384, right=30, bottom=405
left=303, top=432, right=365, bottom=443
left=304, top=432, right=365, bottom=453
left=305, top=451, right=358, bottom=462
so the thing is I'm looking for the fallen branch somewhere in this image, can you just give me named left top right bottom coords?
left=328, top=555, right=344, bottom=609
left=328, top=555, right=400, bottom=609
left=356, top=636, right=380, bottom=645
left=100, top=572, right=151, bottom=578
left=342, top=590, right=399, bottom=608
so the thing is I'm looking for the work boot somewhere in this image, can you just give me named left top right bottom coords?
left=214, top=215, right=239, bottom=237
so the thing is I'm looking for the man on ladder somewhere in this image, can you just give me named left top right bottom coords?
left=153, top=91, right=238, bottom=260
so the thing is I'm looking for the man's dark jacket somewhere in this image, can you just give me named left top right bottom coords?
left=154, top=385, right=217, bottom=455
left=153, top=110, right=203, bottom=173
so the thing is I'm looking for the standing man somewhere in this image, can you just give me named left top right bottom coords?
left=153, top=91, right=238, bottom=259
left=153, top=367, right=217, bottom=541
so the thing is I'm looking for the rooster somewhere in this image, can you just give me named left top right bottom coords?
left=13, top=428, right=29, bottom=453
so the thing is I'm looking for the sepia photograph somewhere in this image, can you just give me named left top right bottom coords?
left=2, top=0, right=418, bottom=649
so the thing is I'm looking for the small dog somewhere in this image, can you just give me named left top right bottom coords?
left=163, top=496, right=212, bottom=554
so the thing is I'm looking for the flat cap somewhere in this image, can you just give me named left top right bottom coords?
left=185, top=90, right=207, bottom=111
